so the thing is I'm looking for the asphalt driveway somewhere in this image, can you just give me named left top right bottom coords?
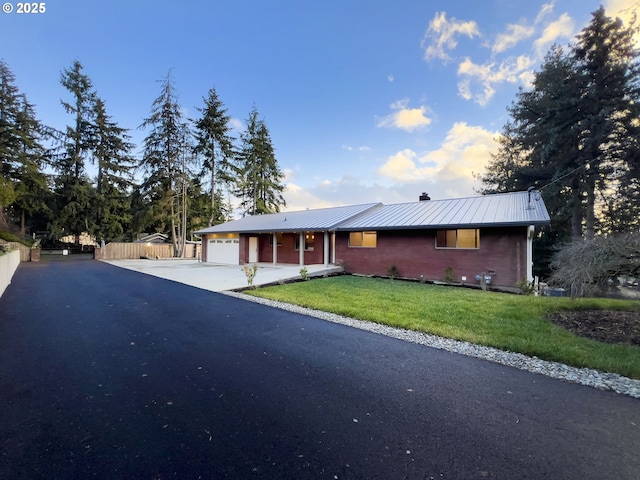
left=0, top=257, right=639, bottom=479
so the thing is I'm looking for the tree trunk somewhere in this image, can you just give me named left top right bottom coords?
left=571, top=177, right=583, bottom=240
left=170, top=199, right=179, bottom=257
left=585, top=179, right=596, bottom=240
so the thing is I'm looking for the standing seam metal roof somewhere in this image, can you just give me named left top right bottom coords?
left=193, top=203, right=381, bottom=234
left=335, top=191, right=550, bottom=230
left=193, top=191, right=550, bottom=234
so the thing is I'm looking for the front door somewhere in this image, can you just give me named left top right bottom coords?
left=248, top=236, right=258, bottom=263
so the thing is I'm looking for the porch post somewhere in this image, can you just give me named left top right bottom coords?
left=272, top=232, right=278, bottom=265
left=526, top=225, right=534, bottom=281
left=331, top=232, right=336, bottom=264
left=299, top=232, right=304, bottom=266
left=323, top=231, right=329, bottom=267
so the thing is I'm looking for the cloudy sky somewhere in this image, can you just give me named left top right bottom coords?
left=0, top=0, right=637, bottom=212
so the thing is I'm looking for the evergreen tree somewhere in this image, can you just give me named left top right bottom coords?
left=137, top=72, right=193, bottom=256
left=480, top=8, right=640, bottom=273
left=572, top=6, right=640, bottom=236
left=0, top=60, right=23, bottom=227
left=0, top=60, right=50, bottom=235
left=11, top=94, right=52, bottom=237
left=90, top=97, right=135, bottom=242
left=235, top=106, right=285, bottom=216
left=51, top=60, right=97, bottom=242
left=193, top=87, right=236, bottom=225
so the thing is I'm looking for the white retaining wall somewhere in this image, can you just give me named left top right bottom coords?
left=0, top=250, right=21, bottom=299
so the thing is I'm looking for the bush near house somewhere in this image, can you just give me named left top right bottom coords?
left=550, top=232, right=640, bottom=298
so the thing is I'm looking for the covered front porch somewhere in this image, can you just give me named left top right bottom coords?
left=241, top=230, right=337, bottom=267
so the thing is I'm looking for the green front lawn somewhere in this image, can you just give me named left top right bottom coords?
left=245, top=275, right=640, bottom=379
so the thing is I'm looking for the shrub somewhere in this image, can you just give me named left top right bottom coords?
left=517, top=278, right=536, bottom=295
left=386, top=264, right=399, bottom=279
left=443, top=267, right=455, bottom=283
left=549, top=232, right=640, bottom=298
left=242, top=263, right=259, bottom=287
left=300, top=266, right=309, bottom=281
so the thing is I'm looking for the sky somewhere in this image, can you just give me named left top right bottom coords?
left=1, top=0, right=637, bottom=213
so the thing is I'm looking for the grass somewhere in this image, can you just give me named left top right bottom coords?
left=245, top=275, right=640, bottom=379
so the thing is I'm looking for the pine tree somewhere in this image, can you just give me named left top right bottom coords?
left=137, top=71, right=193, bottom=256
left=193, top=87, right=236, bottom=225
left=90, top=97, right=135, bottom=242
left=235, top=106, right=285, bottom=216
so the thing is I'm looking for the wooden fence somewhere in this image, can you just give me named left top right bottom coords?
left=5, top=242, right=32, bottom=262
left=95, top=242, right=201, bottom=260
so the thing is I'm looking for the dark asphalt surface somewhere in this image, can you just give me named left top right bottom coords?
left=0, top=257, right=638, bottom=480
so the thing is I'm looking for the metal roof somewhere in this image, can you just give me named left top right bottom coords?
left=194, top=191, right=550, bottom=234
left=335, top=191, right=550, bottom=230
left=193, top=203, right=381, bottom=234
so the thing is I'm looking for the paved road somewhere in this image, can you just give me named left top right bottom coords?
left=0, top=257, right=638, bottom=479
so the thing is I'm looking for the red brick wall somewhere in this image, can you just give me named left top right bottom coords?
left=335, top=227, right=528, bottom=288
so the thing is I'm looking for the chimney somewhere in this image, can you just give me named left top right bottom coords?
left=419, top=192, right=431, bottom=201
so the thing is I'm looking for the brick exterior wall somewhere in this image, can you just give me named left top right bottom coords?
left=335, top=227, right=528, bottom=289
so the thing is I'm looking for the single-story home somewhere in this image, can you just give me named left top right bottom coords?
left=194, top=190, right=550, bottom=289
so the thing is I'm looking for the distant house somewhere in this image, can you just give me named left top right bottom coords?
left=135, top=233, right=169, bottom=244
left=194, top=191, right=550, bottom=289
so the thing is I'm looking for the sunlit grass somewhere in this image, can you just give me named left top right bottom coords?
left=246, top=275, right=640, bottom=379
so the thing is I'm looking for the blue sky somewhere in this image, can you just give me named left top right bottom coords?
left=0, top=0, right=635, bottom=212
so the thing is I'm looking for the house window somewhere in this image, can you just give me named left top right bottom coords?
left=436, top=229, right=480, bottom=249
left=295, top=232, right=315, bottom=251
left=349, top=231, right=377, bottom=248
left=268, top=233, right=283, bottom=246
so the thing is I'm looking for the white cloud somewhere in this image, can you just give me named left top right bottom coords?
left=378, top=122, right=499, bottom=186
left=492, top=23, right=535, bottom=54
left=388, top=73, right=394, bottom=82
left=533, top=12, right=575, bottom=57
left=229, top=117, right=244, bottom=132
left=422, top=11, right=480, bottom=62
left=377, top=98, right=432, bottom=132
left=342, top=145, right=371, bottom=152
left=282, top=126, right=500, bottom=211
left=457, top=55, right=534, bottom=105
left=452, top=2, right=576, bottom=106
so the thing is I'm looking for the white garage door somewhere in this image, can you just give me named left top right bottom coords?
left=207, top=238, right=240, bottom=264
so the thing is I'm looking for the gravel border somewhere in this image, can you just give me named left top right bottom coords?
left=223, top=291, right=640, bottom=399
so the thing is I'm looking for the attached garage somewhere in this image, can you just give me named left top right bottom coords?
left=205, top=234, right=240, bottom=265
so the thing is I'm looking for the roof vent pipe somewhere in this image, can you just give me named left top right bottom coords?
left=419, top=192, right=431, bottom=201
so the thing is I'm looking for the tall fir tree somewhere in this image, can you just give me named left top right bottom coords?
left=193, top=87, right=236, bottom=225
left=52, top=60, right=97, bottom=243
left=90, top=97, right=135, bottom=242
left=235, top=105, right=285, bottom=216
left=572, top=6, right=640, bottom=236
left=0, top=60, right=50, bottom=235
left=480, top=8, right=640, bottom=273
left=137, top=71, right=193, bottom=256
